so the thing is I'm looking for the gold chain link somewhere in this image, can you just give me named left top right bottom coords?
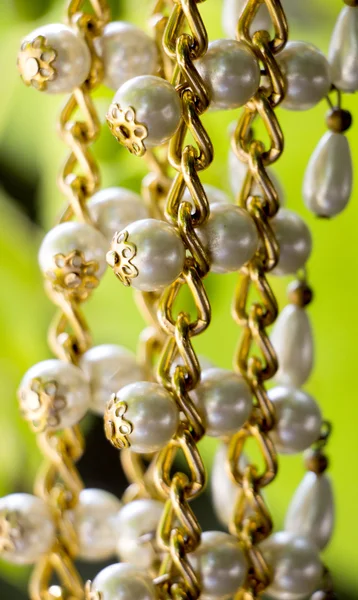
left=228, top=2, right=288, bottom=598
left=29, top=2, right=110, bottom=598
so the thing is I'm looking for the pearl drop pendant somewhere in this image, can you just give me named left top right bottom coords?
left=329, top=6, right=358, bottom=92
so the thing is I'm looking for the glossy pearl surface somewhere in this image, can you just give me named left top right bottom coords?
left=93, top=563, right=157, bottom=600
left=80, top=344, right=145, bottom=415
left=21, top=24, right=91, bottom=93
left=197, top=203, right=258, bottom=274
left=229, top=149, right=285, bottom=206
left=303, top=132, right=353, bottom=217
left=285, top=472, right=334, bottom=550
left=38, top=221, right=108, bottom=279
left=329, top=6, right=358, bottom=92
left=97, top=22, right=159, bottom=90
left=260, top=532, right=323, bottom=600
left=116, top=499, right=164, bottom=568
left=268, top=386, right=322, bottom=454
left=190, top=531, right=248, bottom=599
left=211, top=442, right=248, bottom=527
left=113, top=75, right=182, bottom=147
left=88, top=187, right=149, bottom=241
left=222, top=0, right=272, bottom=40
left=18, top=359, right=91, bottom=431
left=75, top=488, right=121, bottom=561
left=196, top=39, right=260, bottom=110
left=192, top=368, right=252, bottom=437
left=0, top=493, right=55, bottom=564
left=277, top=41, right=331, bottom=111
left=183, top=183, right=232, bottom=209
left=114, top=381, right=179, bottom=453
left=271, top=209, right=312, bottom=276
left=271, top=304, right=314, bottom=387
left=114, top=218, right=185, bottom=292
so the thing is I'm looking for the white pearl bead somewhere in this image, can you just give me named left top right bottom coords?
left=268, top=386, right=322, bottom=454
left=260, top=532, right=323, bottom=600
left=271, top=209, right=312, bottom=276
left=303, top=132, right=353, bottom=217
left=190, top=531, right=248, bottom=599
left=211, top=442, right=248, bottom=527
left=183, top=184, right=232, bottom=209
left=329, top=6, right=358, bottom=92
left=222, top=0, right=272, bottom=40
left=277, top=41, right=331, bottom=111
left=116, top=499, right=164, bottom=568
left=80, top=344, right=145, bottom=416
left=271, top=304, right=314, bottom=388
left=107, top=218, right=185, bottom=292
left=38, top=222, right=108, bottom=280
left=113, top=75, right=182, bottom=147
left=0, top=493, right=55, bottom=565
left=20, top=24, right=91, bottom=93
left=191, top=368, right=252, bottom=437
left=88, top=187, right=149, bottom=241
left=75, top=488, right=121, bottom=561
left=93, top=563, right=157, bottom=600
left=18, top=359, right=91, bottom=432
left=196, top=39, right=260, bottom=110
left=109, top=381, right=179, bottom=453
left=96, top=22, right=159, bottom=91
left=197, top=203, right=259, bottom=274
left=228, top=149, right=285, bottom=206
left=285, top=472, right=334, bottom=551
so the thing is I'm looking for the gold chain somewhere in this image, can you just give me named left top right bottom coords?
left=152, top=1, right=213, bottom=597
left=28, top=2, right=110, bottom=598
left=228, top=2, right=288, bottom=598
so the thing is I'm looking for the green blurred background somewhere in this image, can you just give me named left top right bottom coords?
left=0, top=0, right=357, bottom=597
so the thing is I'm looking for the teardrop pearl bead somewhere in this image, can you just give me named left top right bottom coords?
left=303, top=132, right=353, bottom=217
left=229, top=149, right=285, bottom=206
left=271, top=209, right=312, bottom=276
left=277, top=41, right=331, bottom=111
left=190, top=531, right=248, bottom=599
left=222, top=0, right=272, bottom=39
left=285, top=472, right=335, bottom=550
left=271, top=304, right=314, bottom=387
left=0, top=494, right=55, bottom=564
left=329, top=6, right=358, bottom=92
left=196, top=39, right=260, bottom=110
left=88, top=187, right=149, bottom=241
left=268, top=386, right=322, bottom=454
left=260, top=532, right=323, bottom=600
left=96, top=22, right=159, bottom=91
left=116, top=499, right=164, bottom=568
left=211, top=442, right=248, bottom=527
left=75, top=488, right=122, bottom=561
left=93, top=563, right=158, bottom=600
left=80, top=344, right=145, bottom=416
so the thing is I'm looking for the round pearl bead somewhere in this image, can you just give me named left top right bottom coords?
left=20, top=24, right=91, bottom=93
left=229, top=149, right=285, bottom=206
left=116, top=499, right=164, bottom=568
left=80, top=344, right=145, bottom=416
left=271, top=304, right=314, bottom=388
left=75, top=488, right=121, bottom=561
left=285, top=472, right=334, bottom=551
left=111, top=381, right=179, bottom=453
left=268, top=386, right=322, bottom=454
left=93, top=563, right=157, bottom=600
left=18, top=359, right=91, bottom=432
left=271, top=209, right=312, bottom=276
left=277, top=41, right=331, bottom=111
left=190, top=531, right=248, bottom=599
left=38, top=221, right=108, bottom=279
left=197, top=203, right=258, bottom=274
left=0, top=493, right=55, bottom=564
left=260, top=532, right=323, bottom=600
left=108, top=218, right=185, bottom=292
left=329, top=6, right=358, bottom=92
left=192, top=368, right=252, bottom=437
left=303, top=132, right=353, bottom=217
left=96, top=22, right=159, bottom=91
left=113, top=75, right=182, bottom=147
left=211, top=442, right=248, bottom=527
left=88, top=187, right=149, bottom=241
left=222, top=0, right=272, bottom=39
left=196, top=39, right=260, bottom=110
